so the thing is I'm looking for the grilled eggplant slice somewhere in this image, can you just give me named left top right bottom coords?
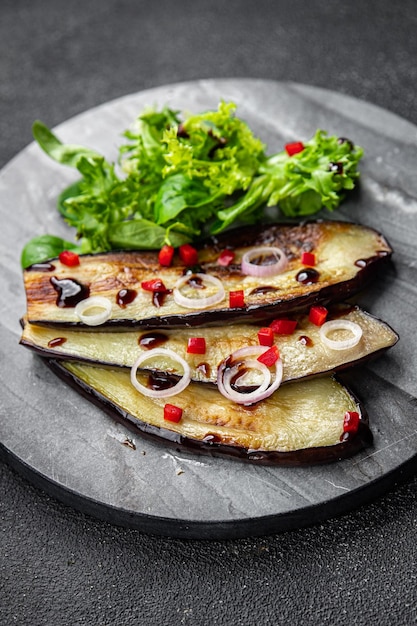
left=21, top=305, right=398, bottom=385
left=23, top=221, right=392, bottom=329
left=47, top=359, right=372, bottom=465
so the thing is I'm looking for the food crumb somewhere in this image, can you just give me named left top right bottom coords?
left=122, top=437, right=136, bottom=450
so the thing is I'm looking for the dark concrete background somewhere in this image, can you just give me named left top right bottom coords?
left=1, top=1, right=416, bottom=624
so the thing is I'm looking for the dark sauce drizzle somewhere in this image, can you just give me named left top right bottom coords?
left=50, top=276, right=90, bottom=308
left=153, top=290, right=172, bottom=307
left=47, top=337, right=67, bottom=348
left=296, top=268, right=320, bottom=285
left=354, top=251, right=389, bottom=268
left=184, top=274, right=206, bottom=289
left=249, top=286, right=279, bottom=296
left=196, top=362, right=211, bottom=377
left=147, top=371, right=179, bottom=391
left=116, top=288, right=137, bottom=307
left=138, top=332, right=169, bottom=349
left=183, top=265, right=205, bottom=276
left=27, top=262, right=56, bottom=272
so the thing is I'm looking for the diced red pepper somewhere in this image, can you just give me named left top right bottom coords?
left=269, top=319, right=298, bottom=335
left=301, top=252, right=316, bottom=266
left=257, top=327, right=274, bottom=347
left=309, top=305, right=328, bottom=326
left=141, top=278, right=168, bottom=292
left=285, top=141, right=304, bottom=156
left=217, top=249, right=235, bottom=267
left=158, top=245, right=175, bottom=267
left=187, top=337, right=206, bottom=354
left=179, top=243, right=198, bottom=266
left=164, top=403, right=183, bottom=423
left=257, top=345, right=280, bottom=367
left=343, top=411, right=360, bottom=434
left=59, top=250, right=80, bottom=267
left=229, top=290, right=245, bottom=308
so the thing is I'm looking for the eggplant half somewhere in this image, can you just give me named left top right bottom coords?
left=48, top=359, right=372, bottom=465
left=23, top=221, right=392, bottom=329
left=20, top=304, right=398, bottom=386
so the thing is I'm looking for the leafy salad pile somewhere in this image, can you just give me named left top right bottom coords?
left=21, top=101, right=364, bottom=268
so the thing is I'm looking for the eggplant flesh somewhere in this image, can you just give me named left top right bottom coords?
left=21, top=305, right=398, bottom=386
left=48, top=359, right=372, bottom=465
left=23, top=221, right=392, bottom=329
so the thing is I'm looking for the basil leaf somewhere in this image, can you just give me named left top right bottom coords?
left=32, top=121, right=101, bottom=167
left=108, top=219, right=189, bottom=250
left=21, top=234, right=81, bottom=268
left=155, top=174, right=217, bottom=225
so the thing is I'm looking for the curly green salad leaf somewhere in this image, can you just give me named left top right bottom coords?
left=22, top=101, right=363, bottom=267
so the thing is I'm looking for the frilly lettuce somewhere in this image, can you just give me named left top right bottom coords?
left=22, top=102, right=363, bottom=266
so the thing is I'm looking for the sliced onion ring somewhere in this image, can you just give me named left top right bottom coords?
left=130, top=348, right=191, bottom=398
left=75, top=296, right=112, bottom=326
left=241, top=246, right=288, bottom=277
left=217, top=346, right=283, bottom=405
left=221, top=359, right=272, bottom=404
left=173, top=273, right=225, bottom=309
left=319, top=320, right=363, bottom=351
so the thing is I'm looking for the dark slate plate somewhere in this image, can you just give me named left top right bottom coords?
left=1, top=79, right=416, bottom=539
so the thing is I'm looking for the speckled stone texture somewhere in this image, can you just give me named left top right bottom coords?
left=1, top=1, right=417, bottom=625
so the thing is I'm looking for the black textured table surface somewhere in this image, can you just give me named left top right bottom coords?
left=1, top=2, right=416, bottom=625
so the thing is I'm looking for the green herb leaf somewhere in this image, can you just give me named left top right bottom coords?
left=32, top=121, right=101, bottom=167
left=108, top=218, right=189, bottom=250
left=21, top=234, right=81, bottom=268
left=26, top=106, right=364, bottom=265
left=155, top=173, right=219, bottom=225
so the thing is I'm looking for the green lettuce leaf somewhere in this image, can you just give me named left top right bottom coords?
left=24, top=105, right=364, bottom=266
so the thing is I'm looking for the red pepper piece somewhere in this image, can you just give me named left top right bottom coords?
left=343, top=411, right=360, bottom=434
left=164, top=403, right=183, bottom=423
left=59, top=250, right=80, bottom=267
left=285, top=141, right=304, bottom=156
left=158, top=245, right=175, bottom=267
left=179, top=243, right=198, bottom=266
left=229, top=290, right=245, bottom=308
left=187, top=337, right=206, bottom=354
left=257, top=327, right=274, bottom=347
left=309, top=305, right=328, bottom=326
left=301, top=252, right=316, bottom=266
left=269, top=319, right=298, bottom=335
left=257, top=345, right=280, bottom=367
left=217, top=249, right=235, bottom=267
left=141, top=278, right=168, bottom=292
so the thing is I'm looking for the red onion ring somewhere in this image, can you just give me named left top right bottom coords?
left=319, top=320, right=363, bottom=351
left=217, top=346, right=283, bottom=405
left=130, top=348, right=191, bottom=398
left=173, top=273, right=225, bottom=309
left=241, top=246, right=288, bottom=277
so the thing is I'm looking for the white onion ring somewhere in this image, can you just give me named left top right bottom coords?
left=173, top=273, right=225, bottom=309
left=319, top=320, right=363, bottom=351
left=75, top=296, right=112, bottom=326
left=217, top=346, right=283, bottom=405
left=221, top=359, right=272, bottom=404
left=130, top=348, right=191, bottom=398
left=241, top=246, right=288, bottom=277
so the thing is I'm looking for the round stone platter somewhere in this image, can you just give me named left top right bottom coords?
left=1, top=79, right=416, bottom=539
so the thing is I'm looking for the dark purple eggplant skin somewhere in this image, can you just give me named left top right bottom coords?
left=44, top=358, right=373, bottom=467
left=24, top=220, right=393, bottom=330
